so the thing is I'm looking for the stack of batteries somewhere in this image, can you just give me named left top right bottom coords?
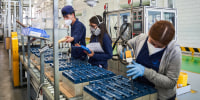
left=30, top=47, right=88, bottom=68
left=30, top=47, right=41, bottom=65
left=49, top=60, right=91, bottom=81
left=30, top=47, right=157, bottom=99
left=30, top=47, right=40, bottom=57
left=30, top=47, right=91, bottom=81
left=62, top=66, right=115, bottom=83
left=83, top=75, right=157, bottom=100
left=62, top=65, right=115, bottom=96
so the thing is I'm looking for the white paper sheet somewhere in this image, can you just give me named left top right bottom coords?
left=86, top=42, right=104, bottom=53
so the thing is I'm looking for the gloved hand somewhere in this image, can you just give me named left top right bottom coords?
left=126, top=60, right=145, bottom=80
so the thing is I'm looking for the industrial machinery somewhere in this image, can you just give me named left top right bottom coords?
left=132, top=6, right=177, bottom=38
left=112, top=22, right=133, bottom=64
left=106, top=6, right=177, bottom=78
left=106, top=9, right=131, bottom=40
left=106, top=6, right=177, bottom=40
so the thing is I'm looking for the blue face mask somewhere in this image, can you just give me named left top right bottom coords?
left=90, top=26, right=101, bottom=36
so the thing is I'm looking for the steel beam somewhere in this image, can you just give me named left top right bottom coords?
left=27, top=37, right=31, bottom=100
left=8, top=0, right=12, bottom=70
left=53, top=0, right=60, bottom=99
left=40, top=39, right=45, bottom=97
left=13, top=2, right=16, bottom=32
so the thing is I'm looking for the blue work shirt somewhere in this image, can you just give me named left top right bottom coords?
left=71, top=18, right=87, bottom=60
left=136, top=37, right=166, bottom=86
left=88, top=33, right=113, bottom=69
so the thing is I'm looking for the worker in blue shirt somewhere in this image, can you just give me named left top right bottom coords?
left=84, top=15, right=113, bottom=69
left=61, top=5, right=87, bottom=60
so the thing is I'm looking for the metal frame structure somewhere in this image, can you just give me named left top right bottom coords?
left=8, top=0, right=11, bottom=70
left=19, top=0, right=25, bottom=87
left=106, top=6, right=177, bottom=40
left=18, top=0, right=60, bottom=99
left=106, top=9, right=132, bottom=40
left=53, top=0, right=60, bottom=99
left=27, top=37, right=31, bottom=100
left=2, top=0, right=19, bottom=71
left=141, top=6, right=177, bottom=40
left=20, top=34, right=54, bottom=100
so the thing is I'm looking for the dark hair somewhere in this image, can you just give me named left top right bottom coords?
left=69, top=11, right=76, bottom=17
left=63, top=11, right=76, bottom=17
left=149, top=20, right=175, bottom=46
left=89, top=15, right=111, bottom=46
left=71, top=11, right=75, bottom=17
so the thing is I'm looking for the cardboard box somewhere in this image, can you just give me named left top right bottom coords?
left=5, top=37, right=11, bottom=50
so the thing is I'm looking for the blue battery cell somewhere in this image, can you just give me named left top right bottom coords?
left=62, top=65, right=115, bottom=84
left=84, top=75, right=157, bottom=100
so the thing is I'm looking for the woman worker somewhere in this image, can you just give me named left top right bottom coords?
left=84, top=15, right=113, bottom=69
left=120, top=20, right=181, bottom=100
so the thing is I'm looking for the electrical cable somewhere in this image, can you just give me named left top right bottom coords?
left=111, top=22, right=135, bottom=90
left=35, top=82, right=49, bottom=100
left=112, top=23, right=133, bottom=64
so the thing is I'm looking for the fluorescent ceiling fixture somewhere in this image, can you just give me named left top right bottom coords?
left=84, top=0, right=99, bottom=7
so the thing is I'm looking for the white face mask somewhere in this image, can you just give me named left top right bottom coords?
left=90, top=26, right=101, bottom=36
left=65, top=19, right=72, bottom=26
left=147, top=41, right=164, bottom=55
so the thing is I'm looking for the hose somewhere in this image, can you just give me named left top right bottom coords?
left=112, top=23, right=132, bottom=65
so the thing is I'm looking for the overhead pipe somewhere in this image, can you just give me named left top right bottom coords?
left=139, top=0, right=142, bottom=6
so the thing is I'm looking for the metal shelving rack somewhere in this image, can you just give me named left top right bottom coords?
left=20, top=35, right=49, bottom=100
left=18, top=0, right=60, bottom=99
left=19, top=34, right=63, bottom=100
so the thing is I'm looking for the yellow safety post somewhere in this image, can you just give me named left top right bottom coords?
left=180, top=47, right=186, bottom=51
left=188, top=47, right=195, bottom=56
left=11, top=32, right=20, bottom=87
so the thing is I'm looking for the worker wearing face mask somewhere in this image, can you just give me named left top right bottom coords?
left=118, top=21, right=181, bottom=100
left=61, top=5, right=87, bottom=60
left=84, top=15, right=112, bottom=69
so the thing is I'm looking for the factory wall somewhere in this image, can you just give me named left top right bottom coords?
left=73, top=0, right=150, bottom=38
left=156, top=0, right=200, bottom=48
left=157, top=0, right=168, bottom=8
left=73, top=0, right=123, bottom=38
left=175, top=0, right=200, bottom=48
left=30, top=0, right=200, bottom=48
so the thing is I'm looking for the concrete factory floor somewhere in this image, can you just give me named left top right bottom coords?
left=0, top=43, right=27, bottom=100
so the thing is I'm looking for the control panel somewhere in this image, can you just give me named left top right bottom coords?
left=132, top=8, right=144, bottom=34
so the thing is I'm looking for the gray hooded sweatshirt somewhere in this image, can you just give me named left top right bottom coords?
left=127, top=34, right=181, bottom=100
